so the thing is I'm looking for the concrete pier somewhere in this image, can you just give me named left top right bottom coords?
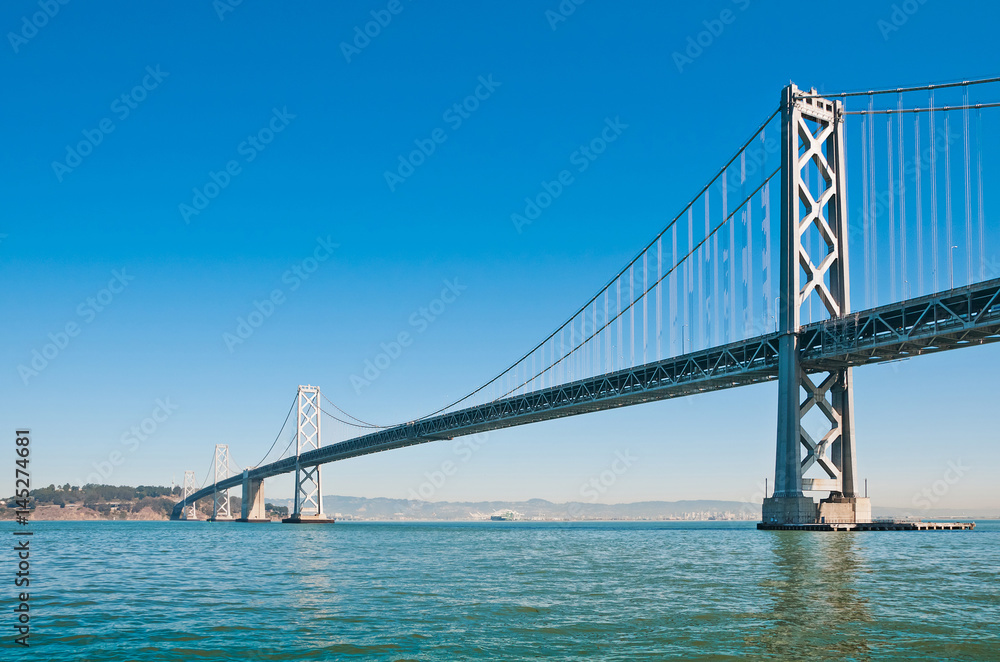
left=758, top=520, right=975, bottom=531
left=236, top=471, right=270, bottom=523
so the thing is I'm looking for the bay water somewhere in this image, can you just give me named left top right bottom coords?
left=9, top=520, right=999, bottom=660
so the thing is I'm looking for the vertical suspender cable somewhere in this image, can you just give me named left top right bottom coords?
left=643, top=252, right=648, bottom=364
left=629, top=266, right=634, bottom=368
left=722, top=173, right=730, bottom=339
left=562, top=327, right=566, bottom=384
left=671, top=222, right=678, bottom=354
left=897, top=92, right=907, bottom=297
left=616, top=278, right=622, bottom=370
left=657, top=237, right=662, bottom=360
left=915, top=113, right=923, bottom=295
left=763, top=180, right=771, bottom=327
left=730, top=166, right=738, bottom=340
left=963, top=85, right=973, bottom=285
left=745, top=153, right=753, bottom=336
left=592, top=301, right=598, bottom=377
left=861, top=116, right=871, bottom=308
left=550, top=339, right=555, bottom=389
left=686, top=208, right=693, bottom=353
left=944, top=114, right=954, bottom=288
left=713, top=192, right=721, bottom=345
left=930, top=91, right=939, bottom=291
left=576, top=316, right=581, bottom=380
left=976, top=108, right=985, bottom=281
left=701, top=195, right=708, bottom=348
left=604, top=291, right=609, bottom=373
left=761, top=129, right=770, bottom=330
left=868, top=94, right=878, bottom=305
left=887, top=117, right=896, bottom=301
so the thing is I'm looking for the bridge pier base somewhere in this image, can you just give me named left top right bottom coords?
left=761, top=496, right=818, bottom=525
left=818, top=495, right=871, bottom=524
left=762, top=495, right=871, bottom=525
left=236, top=470, right=270, bottom=523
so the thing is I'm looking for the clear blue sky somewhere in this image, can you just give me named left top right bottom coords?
left=2, top=0, right=998, bottom=512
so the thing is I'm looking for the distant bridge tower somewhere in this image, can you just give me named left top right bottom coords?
left=763, top=83, right=871, bottom=525
left=181, top=470, right=198, bottom=520
left=287, top=385, right=328, bottom=522
left=210, top=444, right=234, bottom=521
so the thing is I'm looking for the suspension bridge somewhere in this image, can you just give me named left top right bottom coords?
left=172, top=78, right=1000, bottom=527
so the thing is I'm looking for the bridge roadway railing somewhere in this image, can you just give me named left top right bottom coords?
left=173, top=278, right=1000, bottom=517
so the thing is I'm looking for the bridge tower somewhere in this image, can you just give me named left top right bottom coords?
left=762, top=84, right=872, bottom=525
left=181, top=470, right=198, bottom=520
left=210, top=444, right=234, bottom=521
left=285, top=384, right=330, bottom=523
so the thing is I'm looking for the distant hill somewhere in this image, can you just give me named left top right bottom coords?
left=1, top=483, right=182, bottom=520
left=0, top=484, right=286, bottom=521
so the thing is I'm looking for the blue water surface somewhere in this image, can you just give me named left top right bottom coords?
left=7, top=520, right=999, bottom=661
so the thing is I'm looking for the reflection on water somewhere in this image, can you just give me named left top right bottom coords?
left=751, top=532, right=874, bottom=661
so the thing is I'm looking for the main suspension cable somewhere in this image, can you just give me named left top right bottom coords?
left=252, top=394, right=297, bottom=468
left=495, top=168, right=780, bottom=402
left=795, top=76, right=1000, bottom=99
left=318, top=405, right=383, bottom=429
left=411, top=105, right=782, bottom=421
left=321, top=393, right=389, bottom=428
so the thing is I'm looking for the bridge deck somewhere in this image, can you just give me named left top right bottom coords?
left=173, top=279, right=1000, bottom=517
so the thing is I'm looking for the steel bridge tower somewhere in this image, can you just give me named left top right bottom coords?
left=762, top=84, right=871, bottom=525
left=181, top=470, right=198, bottom=520
left=210, top=444, right=234, bottom=521
left=286, top=384, right=330, bottom=522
